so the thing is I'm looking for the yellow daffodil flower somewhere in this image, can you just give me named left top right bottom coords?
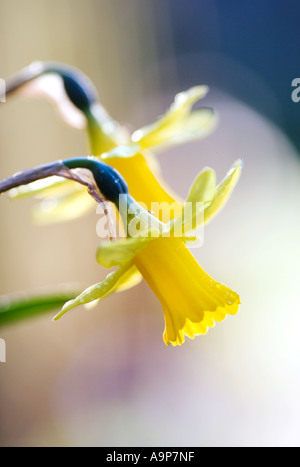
left=54, top=160, right=241, bottom=346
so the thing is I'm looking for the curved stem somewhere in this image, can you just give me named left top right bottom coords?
left=6, top=62, right=99, bottom=113
left=0, top=161, right=65, bottom=194
left=5, top=62, right=116, bottom=152
left=0, top=157, right=129, bottom=206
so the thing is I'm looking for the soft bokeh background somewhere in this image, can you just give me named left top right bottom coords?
left=1, top=0, right=300, bottom=447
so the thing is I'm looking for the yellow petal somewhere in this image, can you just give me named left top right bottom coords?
left=168, top=168, right=216, bottom=234
left=186, top=167, right=216, bottom=204
left=82, top=265, right=143, bottom=310
left=163, top=109, right=217, bottom=147
left=53, top=262, right=133, bottom=320
left=113, top=264, right=142, bottom=292
left=97, top=237, right=153, bottom=268
left=133, top=109, right=216, bottom=151
left=131, top=87, right=215, bottom=150
left=32, top=189, right=95, bottom=224
left=169, top=201, right=207, bottom=238
left=170, top=162, right=242, bottom=234
left=204, top=159, right=242, bottom=223
left=134, top=238, right=240, bottom=346
left=101, top=145, right=140, bottom=160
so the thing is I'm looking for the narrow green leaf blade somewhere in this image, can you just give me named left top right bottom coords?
left=0, top=291, right=79, bottom=326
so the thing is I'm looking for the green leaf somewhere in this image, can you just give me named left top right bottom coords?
left=0, top=291, right=79, bottom=326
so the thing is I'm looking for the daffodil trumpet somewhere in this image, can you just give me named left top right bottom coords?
left=5, top=62, right=217, bottom=223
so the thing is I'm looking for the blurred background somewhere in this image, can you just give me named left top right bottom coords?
left=0, top=0, right=300, bottom=447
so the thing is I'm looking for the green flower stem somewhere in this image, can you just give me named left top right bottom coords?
left=0, top=292, right=79, bottom=326
left=117, top=194, right=164, bottom=239
left=86, top=111, right=119, bottom=154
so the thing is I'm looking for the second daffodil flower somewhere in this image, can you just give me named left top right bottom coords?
left=5, top=62, right=216, bottom=223
left=54, top=160, right=242, bottom=346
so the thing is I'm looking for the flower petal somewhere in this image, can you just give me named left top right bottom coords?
left=163, top=299, right=240, bottom=347
left=186, top=167, right=216, bottom=204
left=83, top=264, right=143, bottom=309
left=138, top=108, right=217, bottom=150
left=113, top=264, right=143, bottom=292
left=170, top=201, right=207, bottom=237
left=168, top=168, right=216, bottom=234
left=97, top=237, right=153, bottom=268
left=204, top=159, right=242, bottom=223
left=131, top=86, right=215, bottom=150
left=166, top=108, right=217, bottom=146
left=53, top=262, right=133, bottom=320
left=171, top=161, right=242, bottom=233
left=32, top=189, right=95, bottom=224
left=134, top=237, right=240, bottom=347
